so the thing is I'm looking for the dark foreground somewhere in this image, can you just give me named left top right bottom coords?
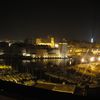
left=0, top=80, right=100, bottom=100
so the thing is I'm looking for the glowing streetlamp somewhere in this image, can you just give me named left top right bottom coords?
left=90, top=57, right=95, bottom=62
left=81, top=58, right=85, bottom=63
left=55, top=44, right=59, bottom=48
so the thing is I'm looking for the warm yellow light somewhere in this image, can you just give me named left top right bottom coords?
left=69, top=61, right=72, bottom=65
left=81, top=58, right=85, bottom=63
left=26, top=53, right=31, bottom=57
left=51, top=37, right=55, bottom=48
left=90, top=57, right=95, bottom=62
left=98, top=57, right=100, bottom=61
left=23, top=53, right=31, bottom=57
left=55, top=44, right=59, bottom=48
left=0, top=65, right=11, bottom=69
left=32, top=54, right=36, bottom=58
left=91, top=66, right=95, bottom=70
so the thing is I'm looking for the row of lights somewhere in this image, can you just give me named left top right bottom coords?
left=22, top=53, right=36, bottom=58
left=81, top=56, right=100, bottom=63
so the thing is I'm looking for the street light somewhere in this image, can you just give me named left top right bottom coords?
left=26, top=53, right=31, bottom=57
left=55, top=44, right=59, bottom=48
left=22, top=53, right=31, bottom=57
left=81, top=58, right=85, bottom=63
left=97, top=57, right=100, bottom=61
left=22, top=53, right=26, bottom=56
left=90, top=57, right=95, bottom=62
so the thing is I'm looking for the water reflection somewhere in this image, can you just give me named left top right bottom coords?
left=37, top=59, right=69, bottom=66
left=0, top=58, right=98, bottom=87
left=1, top=58, right=70, bottom=77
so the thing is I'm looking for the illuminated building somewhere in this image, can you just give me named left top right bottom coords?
left=59, top=43, right=68, bottom=58
left=50, top=37, right=55, bottom=48
left=36, top=38, right=41, bottom=44
left=36, top=37, right=55, bottom=48
left=48, top=48, right=61, bottom=58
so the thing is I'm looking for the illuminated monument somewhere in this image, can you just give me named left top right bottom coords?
left=36, top=37, right=55, bottom=48
left=35, top=37, right=68, bottom=58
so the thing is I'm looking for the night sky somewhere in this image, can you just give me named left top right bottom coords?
left=0, top=1, right=100, bottom=42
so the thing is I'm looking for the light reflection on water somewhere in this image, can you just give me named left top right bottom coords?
left=0, top=58, right=97, bottom=86
left=20, top=59, right=69, bottom=74
left=2, top=58, right=71, bottom=76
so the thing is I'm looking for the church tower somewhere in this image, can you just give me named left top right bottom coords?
left=90, top=33, right=94, bottom=43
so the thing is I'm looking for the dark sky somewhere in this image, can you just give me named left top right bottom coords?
left=0, top=1, right=100, bottom=42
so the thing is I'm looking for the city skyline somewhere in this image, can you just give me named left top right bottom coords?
left=0, top=1, right=100, bottom=42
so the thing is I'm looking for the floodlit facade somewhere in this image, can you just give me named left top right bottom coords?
left=35, top=37, right=69, bottom=58
left=36, top=37, right=55, bottom=48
